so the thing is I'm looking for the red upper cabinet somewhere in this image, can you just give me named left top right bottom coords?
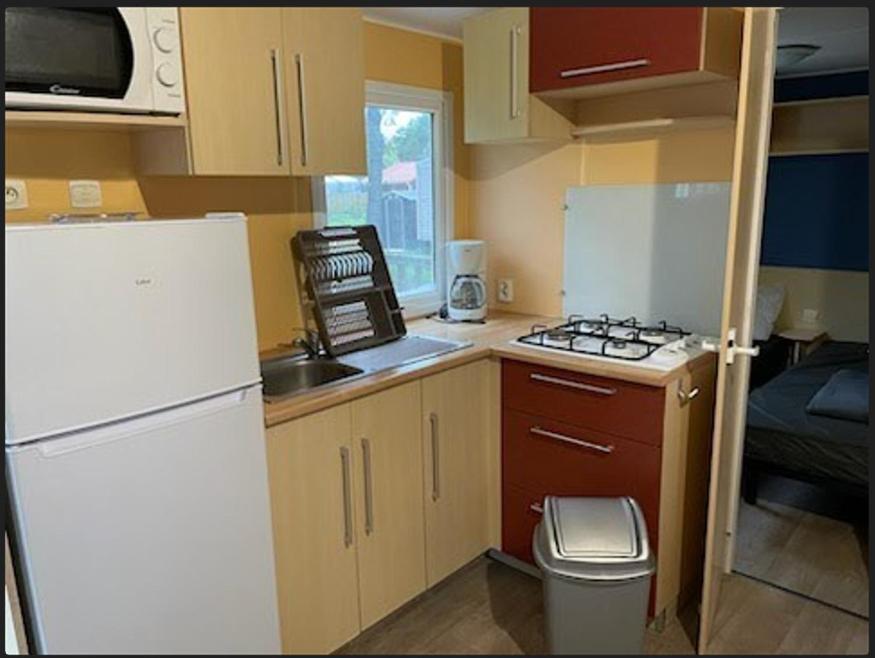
left=530, top=7, right=741, bottom=96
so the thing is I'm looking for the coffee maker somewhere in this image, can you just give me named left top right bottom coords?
left=446, top=240, right=487, bottom=322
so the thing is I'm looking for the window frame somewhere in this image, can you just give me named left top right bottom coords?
left=313, top=80, right=454, bottom=319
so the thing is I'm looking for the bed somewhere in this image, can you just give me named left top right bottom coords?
left=743, top=341, right=869, bottom=501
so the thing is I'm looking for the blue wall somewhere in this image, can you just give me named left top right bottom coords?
left=760, top=153, right=869, bottom=272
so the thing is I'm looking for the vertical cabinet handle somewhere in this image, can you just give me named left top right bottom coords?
left=294, top=53, right=309, bottom=168
left=509, top=26, right=521, bottom=119
left=429, top=413, right=440, bottom=501
left=361, top=438, right=374, bottom=535
left=269, top=49, right=286, bottom=167
left=340, top=446, right=353, bottom=548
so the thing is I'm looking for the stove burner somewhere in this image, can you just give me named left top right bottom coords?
left=517, top=314, right=690, bottom=363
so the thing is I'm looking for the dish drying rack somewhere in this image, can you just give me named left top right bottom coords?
left=291, top=226, right=406, bottom=356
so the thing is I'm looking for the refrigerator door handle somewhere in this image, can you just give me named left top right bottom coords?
left=31, top=386, right=259, bottom=458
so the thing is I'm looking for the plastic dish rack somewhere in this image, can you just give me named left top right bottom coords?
left=291, top=226, right=406, bottom=356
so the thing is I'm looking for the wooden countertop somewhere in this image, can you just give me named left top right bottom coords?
left=262, top=311, right=713, bottom=427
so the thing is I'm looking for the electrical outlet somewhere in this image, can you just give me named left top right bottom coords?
left=69, top=180, right=102, bottom=208
left=497, top=278, right=514, bottom=303
left=5, top=179, right=28, bottom=210
left=801, top=308, right=820, bottom=325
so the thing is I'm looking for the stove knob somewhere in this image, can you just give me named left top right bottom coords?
left=152, top=27, right=176, bottom=53
left=156, top=62, right=179, bottom=88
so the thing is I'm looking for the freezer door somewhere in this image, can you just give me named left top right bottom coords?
left=5, top=216, right=260, bottom=444
left=6, top=386, right=280, bottom=654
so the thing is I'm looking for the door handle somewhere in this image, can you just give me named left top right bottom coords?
left=340, top=446, right=353, bottom=548
left=429, top=413, right=440, bottom=501
left=702, top=328, right=761, bottom=365
left=269, top=49, right=286, bottom=167
left=294, top=53, right=309, bottom=168
left=509, top=25, right=521, bottom=119
left=361, top=437, right=374, bottom=535
left=530, top=426, right=614, bottom=454
left=560, top=58, right=650, bottom=79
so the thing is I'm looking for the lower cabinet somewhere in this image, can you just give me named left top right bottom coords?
left=421, top=360, right=491, bottom=586
left=350, top=381, right=426, bottom=629
left=265, top=404, right=360, bottom=654
left=266, top=361, right=492, bottom=653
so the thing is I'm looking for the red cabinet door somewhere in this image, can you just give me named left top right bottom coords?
left=530, top=7, right=704, bottom=93
left=501, top=483, right=545, bottom=565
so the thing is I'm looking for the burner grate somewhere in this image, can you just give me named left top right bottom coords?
left=517, top=315, right=689, bottom=362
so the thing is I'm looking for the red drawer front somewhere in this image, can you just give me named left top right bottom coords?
left=502, top=359, right=665, bottom=446
left=530, top=8, right=703, bottom=93
left=501, top=483, right=545, bottom=565
left=502, top=407, right=661, bottom=531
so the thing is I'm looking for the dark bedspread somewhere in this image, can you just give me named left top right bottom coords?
left=745, top=341, right=870, bottom=487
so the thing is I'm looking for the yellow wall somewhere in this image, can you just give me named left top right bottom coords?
left=469, top=128, right=737, bottom=317
left=4, top=21, right=466, bottom=353
left=4, top=128, right=147, bottom=222
left=758, top=266, right=869, bottom=342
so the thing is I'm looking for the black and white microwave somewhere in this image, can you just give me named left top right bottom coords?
left=5, top=7, right=184, bottom=114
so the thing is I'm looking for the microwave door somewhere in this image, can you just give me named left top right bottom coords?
left=4, top=7, right=153, bottom=113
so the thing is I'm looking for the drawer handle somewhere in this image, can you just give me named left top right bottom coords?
left=530, top=502, right=544, bottom=514
left=530, top=426, right=614, bottom=454
left=530, top=373, right=617, bottom=396
left=560, top=58, right=650, bottom=79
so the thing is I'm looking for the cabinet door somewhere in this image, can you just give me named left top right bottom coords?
left=351, top=382, right=426, bottom=629
left=180, top=8, right=289, bottom=175
left=530, top=8, right=703, bottom=93
left=421, top=360, right=491, bottom=586
left=282, top=8, right=367, bottom=175
left=463, top=7, right=530, bottom=143
left=266, top=405, right=361, bottom=654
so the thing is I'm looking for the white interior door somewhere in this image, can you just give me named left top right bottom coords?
left=698, top=8, right=778, bottom=652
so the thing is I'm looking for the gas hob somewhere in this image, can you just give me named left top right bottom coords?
left=512, top=314, right=701, bottom=371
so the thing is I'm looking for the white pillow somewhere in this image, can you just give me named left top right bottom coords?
left=752, top=284, right=786, bottom=341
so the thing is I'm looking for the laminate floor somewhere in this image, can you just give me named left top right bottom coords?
left=338, top=557, right=868, bottom=655
left=734, top=478, right=869, bottom=617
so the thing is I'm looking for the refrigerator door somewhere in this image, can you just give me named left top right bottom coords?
left=5, top=216, right=260, bottom=444
left=6, top=385, right=280, bottom=654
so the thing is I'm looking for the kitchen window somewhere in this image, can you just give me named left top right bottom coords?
left=315, top=81, right=453, bottom=317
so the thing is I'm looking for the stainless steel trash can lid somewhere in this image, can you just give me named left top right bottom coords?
left=534, top=496, right=655, bottom=582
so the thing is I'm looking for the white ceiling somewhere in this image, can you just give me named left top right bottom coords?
left=362, top=7, right=486, bottom=40
left=776, top=7, right=868, bottom=76
left=362, top=8, right=869, bottom=76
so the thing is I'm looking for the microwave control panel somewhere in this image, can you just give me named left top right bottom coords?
left=146, top=7, right=185, bottom=114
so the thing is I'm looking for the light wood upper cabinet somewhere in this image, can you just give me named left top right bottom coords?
left=421, top=361, right=491, bottom=586
left=180, top=8, right=288, bottom=176
left=282, top=8, right=367, bottom=176
left=350, top=382, right=426, bottom=629
left=463, top=8, right=572, bottom=144
left=265, top=405, right=361, bottom=654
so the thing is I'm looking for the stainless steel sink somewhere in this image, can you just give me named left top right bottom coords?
left=261, top=356, right=363, bottom=399
left=261, top=334, right=472, bottom=401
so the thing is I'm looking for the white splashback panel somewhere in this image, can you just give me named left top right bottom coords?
left=563, top=183, right=731, bottom=335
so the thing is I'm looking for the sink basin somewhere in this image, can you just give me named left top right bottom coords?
left=261, top=356, right=364, bottom=399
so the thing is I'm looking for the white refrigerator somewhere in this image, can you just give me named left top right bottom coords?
left=5, top=215, right=281, bottom=654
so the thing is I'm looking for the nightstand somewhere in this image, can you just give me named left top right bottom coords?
left=778, top=328, right=828, bottom=364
